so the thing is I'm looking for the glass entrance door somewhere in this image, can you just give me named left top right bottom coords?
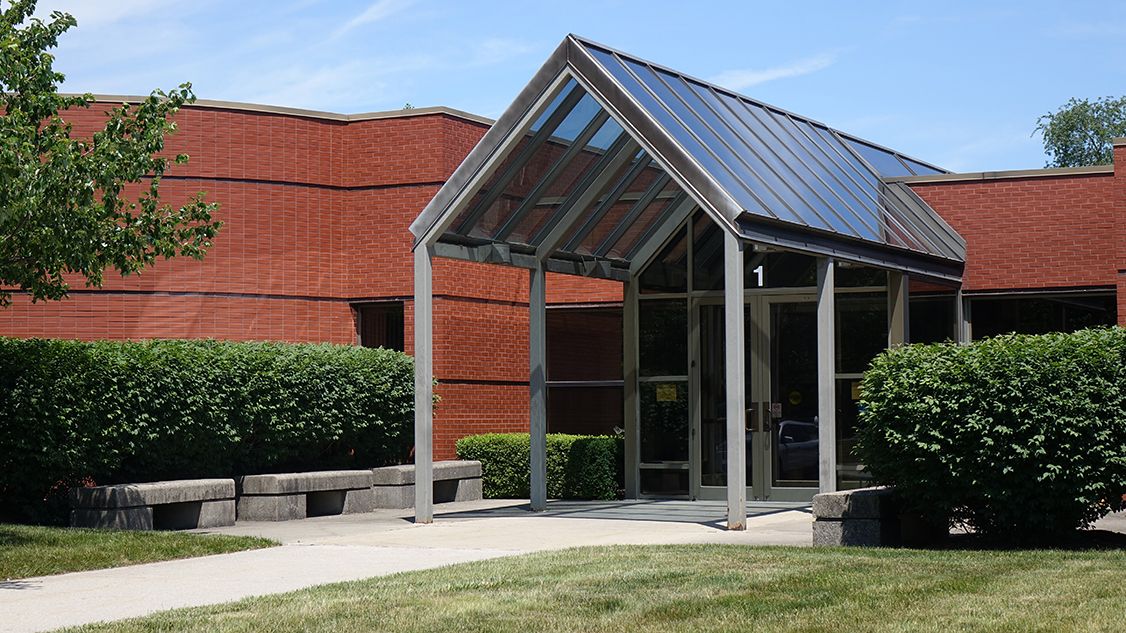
left=696, top=295, right=820, bottom=501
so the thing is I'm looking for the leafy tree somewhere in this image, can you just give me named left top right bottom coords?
left=1035, top=96, right=1126, bottom=168
left=0, top=0, right=221, bottom=306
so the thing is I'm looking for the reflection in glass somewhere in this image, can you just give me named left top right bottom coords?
left=639, top=299, right=687, bottom=376
left=970, top=295, right=1116, bottom=339
left=836, top=293, right=888, bottom=374
left=771, top=302, right=819, bottom=486
left=698, top=304, right=751, bottom=488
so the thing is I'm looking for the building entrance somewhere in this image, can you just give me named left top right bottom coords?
left=696, top=297, right=819, bottom=502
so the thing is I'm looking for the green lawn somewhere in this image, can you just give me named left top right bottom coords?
left=0, top=524, right=275, bottom=579
left=66, top=544, right=1126, bottom=632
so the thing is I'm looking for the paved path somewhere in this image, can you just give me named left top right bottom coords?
left=0, top=500, right=813, bottom=633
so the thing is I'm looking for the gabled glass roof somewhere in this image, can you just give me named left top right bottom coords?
left=411, top=35, right=965, bottom=282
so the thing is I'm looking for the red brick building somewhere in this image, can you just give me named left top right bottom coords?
left=2, top=92, right=1122, bottom=468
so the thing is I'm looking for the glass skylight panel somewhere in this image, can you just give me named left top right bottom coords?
left=843, top=138, right=914, bottom=178
left=900, top=156, right=944, bottom=176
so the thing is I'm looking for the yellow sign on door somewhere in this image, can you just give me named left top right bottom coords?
left=655, top=383, right=678, bottom=402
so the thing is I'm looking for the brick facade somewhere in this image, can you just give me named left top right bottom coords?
left=0, top=101, right=619, bottom=459
left=3, top=99, right=1122, bottom=459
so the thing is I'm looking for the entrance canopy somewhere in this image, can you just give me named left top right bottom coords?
left=411, top=35, right=965, bottom=282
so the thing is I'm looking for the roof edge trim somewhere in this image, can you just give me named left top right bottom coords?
left=888, top=164, right=1113, bottom=184
left=65, top=94, right=494, bottom=126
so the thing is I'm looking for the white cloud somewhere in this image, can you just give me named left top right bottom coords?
left=708, top=52, right=838, bottom=91
left=332, top=0, right=412, bottom=39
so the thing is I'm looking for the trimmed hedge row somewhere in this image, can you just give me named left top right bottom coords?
left=857, top=328, right=1126, bottom=542
left=0, top=338, right=415, bottom=523
left=455, top=433, right=623, bottom=500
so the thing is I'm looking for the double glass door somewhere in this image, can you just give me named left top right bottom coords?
left=696, top=295, right=819, bottom=501
left=636, top=294, right=821, bottom=501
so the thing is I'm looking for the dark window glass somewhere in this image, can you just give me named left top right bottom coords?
left=836, top=264, right=887, bottom=288
left=639, top=224, right=688, bottom=293
left=910, top=295, right=956, bottom=343
left=639, top=381, right=689, bottom=462
left=836, top=293, right=887, bottom=373
left=971, top=295, right=1116, bottom=339
left=639, top=299, right=687, bottom=376
left=548, top=386, right=622, bottom=436
left=355, top=303, right=404, bottom=352
left=547, top=308, right=622, bottom=381
left=835, top=378, right=871, bottom=488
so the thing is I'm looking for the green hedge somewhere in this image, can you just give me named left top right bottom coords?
left=857, top=328, right=1126, bottom=542
left=456, top=433, right=623, bottom=500
left=0, top=338, right=415, bottom=523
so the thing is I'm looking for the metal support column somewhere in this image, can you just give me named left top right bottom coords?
left=955, top=288, right=971, bottom=344
left=723, top=232, right=746, bottom=530
left=888, top=272, right=910, bottom=347
left=623, top=279, right=640, bottom=499
left=816, top=258, right=837, bottom=494
left=529, top=264, right=548, bottom=511
left=413, top=246, right=434, bottom=524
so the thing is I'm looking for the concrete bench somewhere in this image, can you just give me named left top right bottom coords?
left=812, top=486, right=900, bottom=546
left=371, top=460, right=482, bottom=509
left=812, top=486, right=948, bottom=547
left=237, top=470, right=375, bottom=521
left=70, top=479, right=236, bottom=530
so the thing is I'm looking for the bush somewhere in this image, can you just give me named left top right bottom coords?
left=0, top=338, right=415, bottom=523
left=857, top=328, right=1126, bottom=542
left=455, top=433, right=622, bottom=500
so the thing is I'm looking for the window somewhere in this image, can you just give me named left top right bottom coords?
left=971, top=293, right=1116, bottom=339
left=546, top=307, right=623, bottom=436
left=354, top=302, right=404, bottom=351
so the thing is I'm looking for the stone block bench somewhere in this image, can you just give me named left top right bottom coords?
left=371, top=460, right=482, bottom=509
left=237, top=470, right=375, bottom=521
left=70, top=479, right=236, bottom=530
left=812, top=486, right=948, bottom=547
left=812, top=486, right=900, bottom=546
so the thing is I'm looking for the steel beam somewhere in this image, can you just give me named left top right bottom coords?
left=413, top=246, right=434, bottom=523
left=533, top=136, right=641, bottom=259
left=626, top=196, right=697, bottom=277
left=724, top=232, right=747, bottom=530
left=816, top=258, right=837, bottom=494
left=623, top=279, right=640, bottom=498
left=529, top=264, right=548, bottom=511
left=888, top=271, right=909, bottom=346
left=956, top=288, right=971, bottom=344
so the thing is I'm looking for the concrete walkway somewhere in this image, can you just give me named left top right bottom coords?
left=0, top=500, right=813, bottom=633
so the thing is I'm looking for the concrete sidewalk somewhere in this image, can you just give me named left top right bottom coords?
left=0, top=500, right=812, bottom=633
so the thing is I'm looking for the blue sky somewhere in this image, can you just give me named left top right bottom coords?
left=36, top=0, right=1126, bottom=172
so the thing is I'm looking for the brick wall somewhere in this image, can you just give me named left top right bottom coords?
left=1116, top=141, right=1126, bottom=326
left=909, top=172, right=1119, bottom=293
left=0, top=101, right=624, bottom=460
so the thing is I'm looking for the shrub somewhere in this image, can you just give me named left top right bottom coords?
left=455, top=433, right=622, bottom=500
left=857, top=328, right=1126, bottom=542
left=0, top=338, right=415, bottom=523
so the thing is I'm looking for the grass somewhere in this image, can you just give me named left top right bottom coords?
left=0, top=524, right=275, bottom=579
left=65, top=544, right=1126, bottom=632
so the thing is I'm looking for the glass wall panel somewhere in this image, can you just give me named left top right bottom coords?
left=834, top=292, right=888, bottom=487
left=836, top=292, right=888, bottom=374
left=770, top=302, right=819, bottom=487
left=639, top=299, right=687, bottom=376
left=547, top=307, right=622, bottom=381
left=910, top=295, right=956, bottom=343
left=639, top=225, right=688, bottom=294
left=698, top=304, right=752, bottom=488
left=548, top=386, right=622, bottom=436
left=970, top=294, right=1116, bottom=339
